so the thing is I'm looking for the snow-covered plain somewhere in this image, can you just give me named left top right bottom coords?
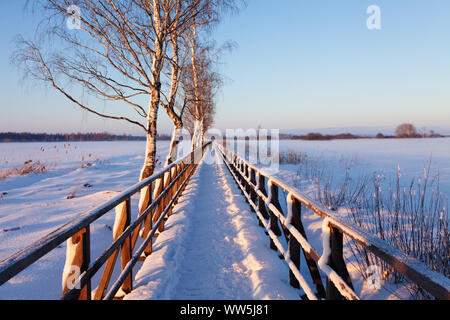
left=232, top=137, right=450, bottom=299
left=276, top=138, right=450, bottom=193
left=272, top=138, right=450, bottom=299
left=0, top=138, right=449, bottom=300
left=0, top=141, right=169, bottom=299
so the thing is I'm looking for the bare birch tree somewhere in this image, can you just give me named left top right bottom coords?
left=14, top=0, right=218, bottom=180
left=181, top=31, right=228, bottom=149
left=160, top=0, right=241, bottom=164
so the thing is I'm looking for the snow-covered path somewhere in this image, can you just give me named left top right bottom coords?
left=125, top=146, right=299, bottom=300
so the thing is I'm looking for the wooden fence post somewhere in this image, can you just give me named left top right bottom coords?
left=232, top=156, right=239, bottom=179
left=149, top=176, right=164, bottom=236
left=180, top=163, right=189, bottom=194
left=173, top=164, right=181, bottom=205
left=143, top=183, right=156, bottom=257
left=132, top=183, right=152, bottom=251
left=243, top=164, right=253, bottom=208
left=287, top=195, right=301, bottom=289
left=267, top=182, right=282, bottom=251
left=237, top=160, right=243, bottom=188
left=167, top=166, right=177, bottom=217
left=117, top=199, right=132, bottom=298
left=158, top=171, right=172, bottom=232
left=62, top=227, right=90, bottom=300
left=248, top=168, right=257, bottom=212
left=94, top=196, right=137, bottom=300
left=257, top=174, right=270, bottom=226
left=325, top=224, right=354, bottom=300
left=287, top=197, right=326, bottom=297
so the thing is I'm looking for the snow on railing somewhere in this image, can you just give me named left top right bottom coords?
left=0, top=142, right=211, bottom=300
left=215, top=142, right=450, bottom=300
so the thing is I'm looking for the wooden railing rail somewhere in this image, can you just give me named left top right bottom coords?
left=0, top=143, right=211, bottom=300
left=216, top=142, right=450, bottom=300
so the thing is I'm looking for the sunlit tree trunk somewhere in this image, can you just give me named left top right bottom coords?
left=165, top=124, right=183, bottom=166
left=139, top=0, right=165, bottom=182
left=191, top=119, right=203, bottom=150
left=139, top=96, right=159, bottom=182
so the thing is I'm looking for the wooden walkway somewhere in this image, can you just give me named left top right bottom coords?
left=125, top=147, right=299, bottom=300
left=0, top=142, right=449, bottom=300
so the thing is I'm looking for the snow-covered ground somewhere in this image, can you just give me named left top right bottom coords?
left=0, top=141, right=169, bottom=299
left=125, top=148, right=299, bottom=300
left=0, top=138, right=449, bottom=300
left=231, top=137, right=450, bottom=299
left=0, top=141, right=302, bottom=300
left=275, top=138, right=450, bottom=195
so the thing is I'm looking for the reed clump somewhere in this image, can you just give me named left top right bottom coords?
left=0, top=160, right=47, bottom=180
left=281, top=151, right=449, bottom=299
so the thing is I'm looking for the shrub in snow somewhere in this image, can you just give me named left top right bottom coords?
left=289, top=150, right=449, bottom=299
left=0, top=160, right=47, bottom=180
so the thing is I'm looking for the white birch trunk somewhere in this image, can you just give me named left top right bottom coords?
left=199, top=119, right=205, bottom=146
left=165, top=126, right=181, bottom=166
left=191, top=120, right=201, bottom=150
left=139, top=131, right=157, bottom=182
left=139, top=0, right=163, bottom=212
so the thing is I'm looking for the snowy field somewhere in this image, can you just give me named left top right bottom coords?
left=233, top=137, right=450, bottom=299
left=0, top=141, right=170, bottom=299
left=0, top=138, right=449, bottom=300
left=276, top=138, right=450, bottom=195
left=275, top=138, right=450, bottom=299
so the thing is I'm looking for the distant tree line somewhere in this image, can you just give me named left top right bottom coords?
left=280, top=124, right=444, bottom=141
left=285, top=133, right=367, bottom=141
left=375, top=123, right=444, bottom=139
left=0, top=132, right=172, bottom=143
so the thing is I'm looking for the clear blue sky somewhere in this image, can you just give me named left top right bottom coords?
left=1, top=0, right=450, bottom=135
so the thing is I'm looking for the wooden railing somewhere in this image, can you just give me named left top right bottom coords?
left=0, top=143, right=211, bottom=300
left=216, top=142, right=450, bottom=300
